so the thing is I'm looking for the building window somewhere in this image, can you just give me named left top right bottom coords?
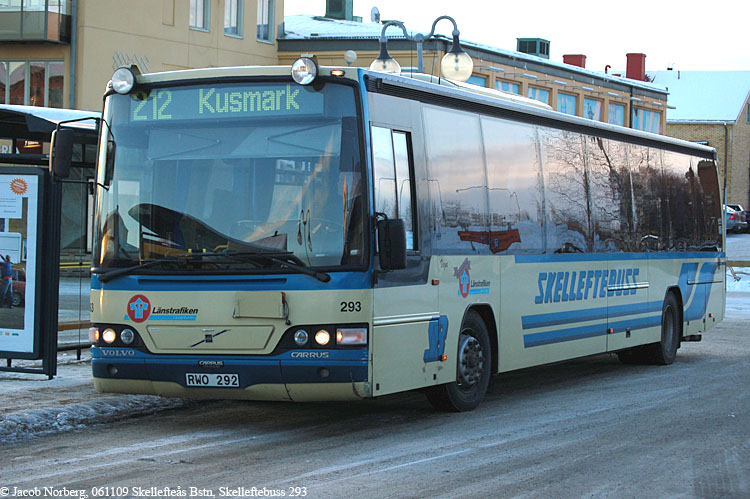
left=0, top=62, right=5, bottom=104
left=467, top=75, right=487, bottom=87
left=527, top=86, right=550, bottom=105
left=583, top=98, right=602, bottom=121
left=747, top=103, right=750, bottom=124
left=609, top=103, right=625, bottom=126
left=0, top=60, right=64, bottom=108
left=557, top=92, right=577, bottom=115
left=224, top=0, right=243, bottom=36
left=257, top=0, right=273, bottom=42
left=496, top=80, right=520, bottom=94
left=189, top=0, right=209, bottom=30
left=632, top=108, right=661, bottom=134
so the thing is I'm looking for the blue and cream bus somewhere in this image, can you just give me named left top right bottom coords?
left=54, top=59, right=724, bottom=411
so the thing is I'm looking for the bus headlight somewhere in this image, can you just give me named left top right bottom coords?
left=291, top=57, right=318, bottom=85
left=111, top=67, right=137, bottom=94
left=120, top=328, right=135, bottom=345
left=88, top=327, right=100, bottom=343
left=294, top=330, right=309, bottom=346
left=336, top=327, right=367, bottom=345
left=314, top=329, right=330, bottom=346
left=102, top=328, right=117, bottom=344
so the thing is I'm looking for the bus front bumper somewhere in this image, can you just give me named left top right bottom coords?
left=91, top=347, right=370, bottom=401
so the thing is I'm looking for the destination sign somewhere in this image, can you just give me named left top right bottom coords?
left=128, top=83, right=324, bottom=122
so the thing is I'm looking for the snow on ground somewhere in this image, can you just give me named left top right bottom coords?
left=0, top=352, right=191, bottom=443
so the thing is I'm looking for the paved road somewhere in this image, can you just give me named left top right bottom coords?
left=2, top=315, right=748, bottom=498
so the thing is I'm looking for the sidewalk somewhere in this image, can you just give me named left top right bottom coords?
left=0, top=351, right=187, bottom=442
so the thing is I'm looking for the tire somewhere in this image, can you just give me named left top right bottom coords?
left=12, top=292, right=22, bottom=307
left=650, top=292, right=681, bottom=365
left=617, top=292, right=681, bottom=365
left=425, top=310, right=492, bottom=412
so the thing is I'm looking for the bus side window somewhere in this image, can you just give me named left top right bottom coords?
left=371, top=126, right=417, bottom=251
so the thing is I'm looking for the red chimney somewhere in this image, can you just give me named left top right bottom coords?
left=626, top=53, right=647, bottom=81
left=563, top=54, right=586, bottom=68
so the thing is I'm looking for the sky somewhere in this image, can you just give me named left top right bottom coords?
left=283, top=0, right=750, bottom=72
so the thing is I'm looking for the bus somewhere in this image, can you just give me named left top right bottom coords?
left=58, top=60, right=724, bottom=411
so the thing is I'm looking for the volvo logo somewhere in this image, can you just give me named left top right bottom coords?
left=99, top=348, right=136, bottom=357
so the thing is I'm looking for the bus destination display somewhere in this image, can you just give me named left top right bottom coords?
left=129, top=83, right=324, bottom=122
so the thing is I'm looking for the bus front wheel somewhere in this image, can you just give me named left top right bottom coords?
left=425, top=310, right=491, bottom=412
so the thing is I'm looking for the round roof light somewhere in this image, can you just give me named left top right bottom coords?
left=111, top=67, right=137, bottom=94
left=291, top=57, right=319, bottom=85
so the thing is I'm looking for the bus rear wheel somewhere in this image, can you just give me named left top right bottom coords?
left=425, top=310, right=491, bottom=412
left=617, top=292, right=681, bottom=365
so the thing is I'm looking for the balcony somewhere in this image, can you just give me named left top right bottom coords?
left=0, top=0, right=71, bottom=43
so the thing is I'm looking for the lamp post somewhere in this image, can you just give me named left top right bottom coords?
left=369, top=15, right=473, bottom=82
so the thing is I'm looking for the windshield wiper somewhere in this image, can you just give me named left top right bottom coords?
left=217, top=250, right=331, bottom=283
left=96, top=254, right=213, bottom=283
left=96, top=250, right=331, bottom=283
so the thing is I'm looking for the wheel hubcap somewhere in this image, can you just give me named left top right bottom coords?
left=457, top=333, right=484, bottom=387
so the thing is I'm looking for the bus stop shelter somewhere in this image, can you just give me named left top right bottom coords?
left=0, top=104, right=100, bottom=372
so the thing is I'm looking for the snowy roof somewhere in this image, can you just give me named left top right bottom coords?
left=283, top=14, right=419, bottom=39
left=649, top=71, right=750, bottom=123
left=282, top=15, right=667, bottom=95
left=0, top=104, right=100, bottom=142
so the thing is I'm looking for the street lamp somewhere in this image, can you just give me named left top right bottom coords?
left=369, top=15, right=473, bottom=82
left=369, top=20, right=409, bottom=75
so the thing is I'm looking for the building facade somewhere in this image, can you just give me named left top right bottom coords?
left=278, top=13, right=669, bottom=135
left=651, top=71, right=750, bottom=207
left=1, top=0, right=284, bottom=112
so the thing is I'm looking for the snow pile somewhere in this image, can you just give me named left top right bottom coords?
left=0, top=395, right=188, bottom=442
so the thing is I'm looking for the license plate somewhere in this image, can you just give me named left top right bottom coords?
left=185, top=373, right=239, bottom=388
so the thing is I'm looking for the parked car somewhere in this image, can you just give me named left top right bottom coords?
left=725, top=206, right=747, bottom=234
left=11, top=267, right=25, bottom=307
left=727, top=204, right=748, bottom=233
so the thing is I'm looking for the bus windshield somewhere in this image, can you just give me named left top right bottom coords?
left=93, top=81, right=366, bottom=273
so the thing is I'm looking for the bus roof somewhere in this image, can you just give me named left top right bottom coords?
left=127, top=65, right=716, bottom=160
left=363, top=69, right=717, bottom=160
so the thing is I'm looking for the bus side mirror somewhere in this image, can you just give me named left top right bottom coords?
left=49, top=128, right=74, bottom=179
left=377, top=218, right=406, bottom=270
